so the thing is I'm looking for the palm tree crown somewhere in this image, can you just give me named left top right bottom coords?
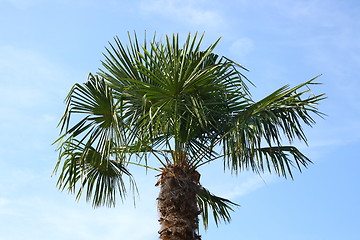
left=54, top=32, right=325, bottom=238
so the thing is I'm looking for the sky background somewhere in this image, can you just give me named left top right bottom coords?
left=0, top=0, right=359, bottom=239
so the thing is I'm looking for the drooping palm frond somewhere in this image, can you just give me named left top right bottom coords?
left=54, top=74, right=139, bottom=206
left=223, top=76, right=326, bottom=179
left=53, top=139, right=136, bottom=207
left=57, top=74, right=127, bottom=152
left=197, top=186, right=239, bottom=229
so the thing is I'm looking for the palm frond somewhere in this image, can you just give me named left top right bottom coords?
left=56, top=74, right=127, bottom=151
left=197, top=186, right=239, bottom=229
left=223, top=76, right=325, bottom=178
left=54, top=74, right=142, bottom=206
left=53, top=139, right=136, bottom=207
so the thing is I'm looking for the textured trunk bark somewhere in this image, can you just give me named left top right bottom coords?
left=156, top=164, right=201, bottom=240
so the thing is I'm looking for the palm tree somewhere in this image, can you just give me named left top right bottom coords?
left=53, top=32, right=325, bottom=240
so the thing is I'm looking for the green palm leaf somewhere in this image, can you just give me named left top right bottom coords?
left=197, top=186, right=239, bottom=229
left=53, top=139, right=136, bottom=207
left=54, top=74, right=138, bottom=207
left=223, top=76, right=325, bottom=178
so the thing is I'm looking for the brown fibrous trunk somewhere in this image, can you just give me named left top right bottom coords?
left=156, top=164, right=201, bottom=240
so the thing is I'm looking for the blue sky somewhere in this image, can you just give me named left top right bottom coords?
left=0, top=0, right=359, bottom=239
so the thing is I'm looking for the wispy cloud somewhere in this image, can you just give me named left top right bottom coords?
left=2, top=0, right=102, bottom=8
left=139, top=0, right=225, bottom=30
left=42, top=202, right=158, bottom=240
left=228, top=37, right=255, bottom=60
left=0, top=169, right=160, bottom=240
left=0, top=45, right=74, bottom=173
left=0, top=195, right=157, bottom=240
left=0, top=45, right=71, bottom=124
left=2, top=0, right=38, bottom=8
left=0, top=45, right=65, bottom=103
left=221, top=174, right=277, bottom=200
left=0, top=197, right=13, bottom=215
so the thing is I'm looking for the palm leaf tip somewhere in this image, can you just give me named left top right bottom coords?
left=257, top=146, right=312, bottom=179
left=197, top=186, right=239, bottom=229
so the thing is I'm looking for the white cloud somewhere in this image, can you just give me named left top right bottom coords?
left=40, top=202, right=158, bottom=240
left=2, top=0, right=37, bottom=8
left=0, top=45, right=73, bottom=182
left=199, top=160, right=279, bottom=202
left=0, top=171, right=160, bottom=240
left=221, top=174, right=277, bottom=200
left=0, top=197, right=13, bottom=215
left=262, top=0, right=355, bottom=29
left=0, top=45, right=68, bottom=126
left=271, top=0, right=320, bottom=19
left=139, top=0, right=225, bottom=30
left=229, top=37, right=254, bottom=60
left=2, top=0, right=101, bottom=8
left=0, top=45, right=61, bottom=86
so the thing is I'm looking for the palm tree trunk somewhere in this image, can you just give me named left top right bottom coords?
left=156, top=164, right=201, bottom=240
